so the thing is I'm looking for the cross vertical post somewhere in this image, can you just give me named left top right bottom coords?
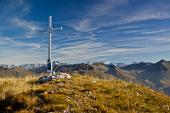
left=46, top=16, right=62, bottom=75
left=47, top=16, right=53, bottom=74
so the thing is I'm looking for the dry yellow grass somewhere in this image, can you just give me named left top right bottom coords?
left=1, top=75, right=170, bottom=113
left=0, top=76, right=37, bottom=99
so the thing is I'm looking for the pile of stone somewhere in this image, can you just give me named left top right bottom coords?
left=37, top=73, right=71, bottom=83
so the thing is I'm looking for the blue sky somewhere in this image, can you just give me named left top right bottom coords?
left=1, top=0, right=170, bottom=64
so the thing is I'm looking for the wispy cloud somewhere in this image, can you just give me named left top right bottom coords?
left=12, top=18, right=39, bottom=32
left=51, top=39, right=145, bottom=63
left=11, top=17, right=41, bottom=38
left=124, top=2, right=170, bottom=23
left=70, top=0, right=170, bottom=32
left=70, top=0, right=128, bottom=32
left=0, top=37, right=41, bottom=49
left=0, top=0, right=30, bottom=19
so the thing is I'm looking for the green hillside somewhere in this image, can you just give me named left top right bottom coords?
left=0, top=75, right=170, bottom=113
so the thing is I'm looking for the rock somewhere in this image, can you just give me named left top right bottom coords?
left=38, top=76, right=51, bottom=83
left=37, top=73, right=71, bottom=83
left=57, top=73, right=71, bottom=79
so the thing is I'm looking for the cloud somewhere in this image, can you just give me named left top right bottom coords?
left=70, top=0, right=170, bottom=33
left=0, top=37, right=44, bottom=64
left=0, top=0, right=39, bottom=38
left=70, top=0, right=128, bottom=32
left=72, top=19, right=93, bottom=32
left=51, top=39, right=145, bottom=63
left=87, top=0, right=128, bottom=17
left=124, top=3, right=170, bottom=23
left=12, top=18, right=39, bottom=31
left=0, top=0, right=40, bottom=39
left=0, top=0, right=30, bottom=19
left=0, top=37, right=41, bottom=49
left=0, top=53, right=45, bottom=65
left=11, top=17, right=41, bottom=38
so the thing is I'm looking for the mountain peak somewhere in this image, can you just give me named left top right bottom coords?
left=156, top=59, right=167, bottom=64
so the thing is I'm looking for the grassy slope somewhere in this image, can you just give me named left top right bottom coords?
left=0, top=75, right=170, bottom=113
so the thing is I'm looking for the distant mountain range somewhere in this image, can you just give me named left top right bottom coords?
left=1, top=60, right=170, bottom=95
left=122, top=59, right=170, bottom=95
